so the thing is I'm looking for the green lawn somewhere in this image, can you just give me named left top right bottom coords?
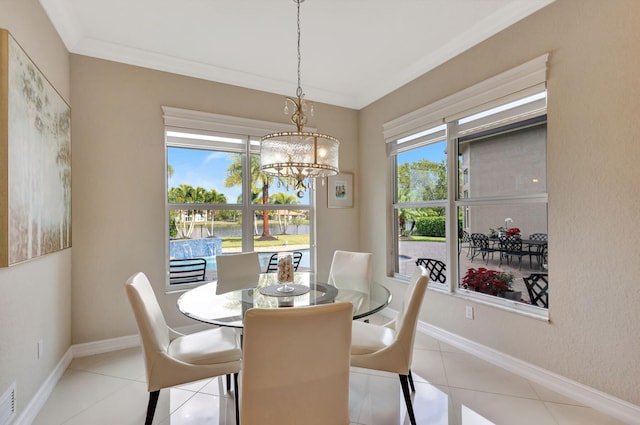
left=222, top=234, right=310, bottom=249
left=403, top=235, right=446, bottom=243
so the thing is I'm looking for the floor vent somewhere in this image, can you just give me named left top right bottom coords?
left=0, top=383, right=15, bottom=425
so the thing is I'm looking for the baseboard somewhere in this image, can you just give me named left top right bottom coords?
left=12, top=348, right=73, bottom=425
left=14, top=323, right=213, bottom=424
left=71, top=323, right=209, bottom=358
left=417, top=320, right=640, bottom=425
left=72, top=334, right=140, bottom=358
left=15, top=318, right=639, bottom=425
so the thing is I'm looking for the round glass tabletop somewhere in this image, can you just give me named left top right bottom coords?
left=177, top=272, right=391, bottom=328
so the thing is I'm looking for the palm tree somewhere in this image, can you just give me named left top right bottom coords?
left=225, top=154, right=276, bottom=240
left=168, top=184, right=200, bottom=238
left=269, top=192, right=299, bottom=234
left=203, top=189, right=227, bottom=237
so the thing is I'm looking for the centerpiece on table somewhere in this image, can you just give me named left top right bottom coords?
left=505, top=227, right=521, bottom=237
left=277, top=251, right=295, bottom=292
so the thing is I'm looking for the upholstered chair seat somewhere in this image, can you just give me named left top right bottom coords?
left=349, top=266, right=429, bottom=425
left=125, top=272, right=241, bottom=425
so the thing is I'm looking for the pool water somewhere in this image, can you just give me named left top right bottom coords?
left=204, top=250, right=311, bottom=271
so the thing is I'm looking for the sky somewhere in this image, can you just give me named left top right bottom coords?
left=397, top=140, right=447, bottom=166
left=167, top=137, right=446, bottom=205
left=167, top=147, right=310, bottom=204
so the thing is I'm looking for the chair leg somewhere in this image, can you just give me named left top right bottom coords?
left=226, top=374, right=231, bottom=391
left=145, top=390, right=160, bottom=425
left=399, top=375, right=417, bottom=425
left=408, top=370, right=415, bottom=392
left=233, top=372, right=240, bottom=425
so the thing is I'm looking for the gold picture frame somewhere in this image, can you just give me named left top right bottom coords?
left=0, top=29, right=72, bottom=266
left=327, top=172, right=353, bottom=208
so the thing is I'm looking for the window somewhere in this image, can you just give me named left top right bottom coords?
left=390, top=125, right=449, bottom=286
left=385, top=54, right=549, bottom=315
left=455, top=112, right=548, bottom=310
left=163, top=108, right=314, bottom=288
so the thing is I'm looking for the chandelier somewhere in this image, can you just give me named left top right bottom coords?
left=260, top=0, right=339, bottom=195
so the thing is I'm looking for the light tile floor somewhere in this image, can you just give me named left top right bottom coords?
left=33, top=320, right=629, bottom=425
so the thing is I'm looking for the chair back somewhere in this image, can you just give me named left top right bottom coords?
left=470, top=233, right=489, bottom=247
left=500, top=235, right=522, bottom=252
left=415, top=258, right=446, bottom=283
left=169, top=258, right=207, bottom=284
left=328, top=250, right=373, bottom=294
left=393, top=266, right=429, bottom=371
left=125, top=272, right=171, bottom=381
left=266, top=251, right=303, bottom=272
left=523, top=272, right=549, bottom=308
left=529, top=233, right=548, bottom=241
left=215, top=251, right=261, bottom=294
left=241, top=303, right=353, bottom=425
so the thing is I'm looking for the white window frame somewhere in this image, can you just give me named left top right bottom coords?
left=384, top=54, right=549, bottom=318
left=162, top=107, right=317, bottom=290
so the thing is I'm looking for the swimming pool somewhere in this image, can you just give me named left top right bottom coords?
left=203, top=249, right=311, bottom=271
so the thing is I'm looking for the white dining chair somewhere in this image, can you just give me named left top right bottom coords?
left=125, top=272, right=242, bottom=425
left=350, top=266, right=429, bottom=425
left=215, top=251, right=261, bottom=294
left=328, top=250, right=373, bottom=314
left=328, top=250, right=373, bottom=292
left=241, top=303, right=353, bottom=425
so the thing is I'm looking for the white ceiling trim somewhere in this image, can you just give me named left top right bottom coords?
left=39, top=0, right=555, bottom=110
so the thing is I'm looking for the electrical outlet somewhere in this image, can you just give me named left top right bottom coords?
left=465, top=306, right=474, bottom=320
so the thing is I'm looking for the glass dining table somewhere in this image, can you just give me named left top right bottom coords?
left=177, top=272, right=392, bottom=328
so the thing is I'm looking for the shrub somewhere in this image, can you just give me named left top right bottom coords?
left=415, top=216, right=446, bottom=237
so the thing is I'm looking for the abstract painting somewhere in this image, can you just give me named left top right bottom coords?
left=0, top=29, right=71, bottom=266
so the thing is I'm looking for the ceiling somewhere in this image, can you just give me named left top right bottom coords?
left=39, top=0, right=554, bottom=110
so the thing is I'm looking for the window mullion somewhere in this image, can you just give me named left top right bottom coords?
left=446, top=122, right=458, bottom=293
left=242, top=136, right=254, bottom=252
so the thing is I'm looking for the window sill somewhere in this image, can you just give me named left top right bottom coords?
left=389, top=274, right=548, bottom=321
left=454, top=289, right=549, bottom=321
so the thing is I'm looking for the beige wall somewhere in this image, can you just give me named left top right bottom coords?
left=0, top=0, right=71, bottom=415
left=3, top=0, right=640, bottom=418
left=359, top=0, right=640, bottom=406
left=69, top=55, right=360, bottom=340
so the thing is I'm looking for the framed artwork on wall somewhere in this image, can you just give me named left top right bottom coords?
left=327, top=172, right=353, bottom=208
left=0, top=29, right=72, bottom=266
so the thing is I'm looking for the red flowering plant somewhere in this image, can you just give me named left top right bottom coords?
left=461, top=268, right=513, bottom=296
left=506, top=227, right=521, bottom=237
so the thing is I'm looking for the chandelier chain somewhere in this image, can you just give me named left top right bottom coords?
left=259, top=0, right=339, bottom=194
left=296, top=0, right=302, bottom=98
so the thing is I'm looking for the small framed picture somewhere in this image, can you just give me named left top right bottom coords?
left=327, top=172, right=353, bottom=208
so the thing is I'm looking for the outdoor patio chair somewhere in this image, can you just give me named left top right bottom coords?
left=458, top=230, right=472, bottom=257
left=469, top=233, right=495, bottom=263
left=415, top=258, right=446, bottom=283
left=526, top=233, right=548, bottom=268
left=168, top=258, right=207, bottom=285
left=498, top=235, right=526, bottom=269
left=523, top=272, right=548, bottom=308
left=265, top=251, right=303, bottom=272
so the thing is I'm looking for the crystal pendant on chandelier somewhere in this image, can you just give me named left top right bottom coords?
left=260, top=0, right=339, bottom=193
